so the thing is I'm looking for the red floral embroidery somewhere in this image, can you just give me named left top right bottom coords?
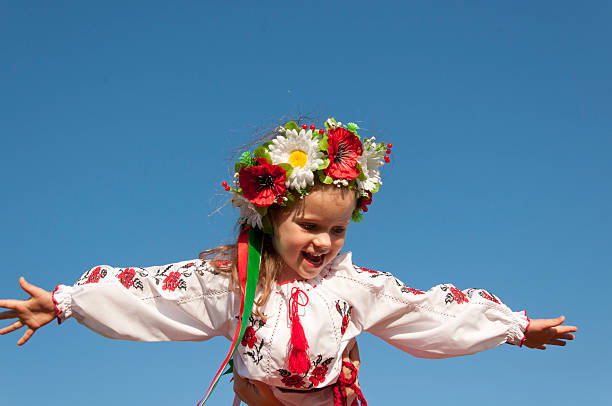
left=358, top=266, right=378, bottom=274
left=309, top=365, right=328, bottom=387
left=241, top=326, right=258, bottom=349
left=85, top=267, right=103, bottom=284
left=162, top=271, right=182, bottom=291
left=281, top=374, right=305, bottom=388
left=117, top=268, right=136, bottom=289
left=239, top=158, right=287, bottom=207
left=325, top=127, right=363, bottom=180
left=402, top=286, right=425, bottom=295
left=450, top=287, right=469, bottom=304
left=341, top=315, right=350, bottom=335
left=479, top=290, right=500, bottom=304
left=335, top=300, right=352, bottom=335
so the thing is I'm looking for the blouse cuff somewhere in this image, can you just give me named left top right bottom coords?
left=506, top=310, right=530, bottom=346
left=52, top=284, right=73, bottom=325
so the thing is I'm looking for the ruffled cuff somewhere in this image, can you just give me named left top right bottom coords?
left=506, top=310, right=530, bottom=346
left=52, top=284, right=73, bottom=325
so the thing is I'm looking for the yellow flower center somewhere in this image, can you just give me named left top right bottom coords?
left=288, top=150, right=308, bottom=168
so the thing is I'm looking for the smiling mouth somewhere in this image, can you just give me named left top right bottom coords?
left=302, top=251, right=325, bottom=267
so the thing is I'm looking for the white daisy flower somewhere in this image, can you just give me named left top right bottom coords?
left=357, top=139, right=384, bottom=193
left=268, top=128, right=324, bottom=190
left=232, top=194, right=263, bottom=229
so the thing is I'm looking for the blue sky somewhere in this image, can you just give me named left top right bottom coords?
left=1, top=1, right=610, bottom=405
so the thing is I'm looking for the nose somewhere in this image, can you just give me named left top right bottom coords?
left=312, top=232, right=331, bottom=252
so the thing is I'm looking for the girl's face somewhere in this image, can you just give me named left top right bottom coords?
left=272, top=187, right=356, bottom=282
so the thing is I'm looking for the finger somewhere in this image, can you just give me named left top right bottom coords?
left=548, top=339, right=567, bottom=346
left=0, top=320, right=23, bottom=335
left=17, top=327, right=34, bottom=346
left=537, top=345, right=546, bottom=350
left=19, top=277, right=41, bottom=297
left=548, top=315, right=565, bottom=327
left=0, top=309, right=18, bottom=320
left=554, top=325, right=578, bottom=334
left=0, top=299, right=21, bottom=310
left=558, top=333, right=575, bottom=340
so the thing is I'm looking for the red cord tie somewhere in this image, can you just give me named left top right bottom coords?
left=287, top=287, right=311, bottom=374
left=333, top=361, right=367, bottom=406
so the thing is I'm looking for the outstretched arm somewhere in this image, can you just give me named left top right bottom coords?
left=0, top=277, right=56, bottom=345
left=523, top=315, right=577, bottom=350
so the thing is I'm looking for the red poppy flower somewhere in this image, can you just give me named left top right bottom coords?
left=117, top=268, right=136, bottom=289
left=450, top=287, right=469, bottom=304
left=86, top=267, right=103, bottom=284
left=241, top=326, right=258, bottom=348
left=309, top=365, right=328, bottom=386
left=281, top=374, right=305, bottom=388
left=162, top=271, right=182, bottom=291
left=239, top=158, right=287, bottom=207
left=325, top=127, right=363, bottom=180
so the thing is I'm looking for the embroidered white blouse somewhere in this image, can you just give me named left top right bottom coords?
left=52, top=252, right=529, bottom=406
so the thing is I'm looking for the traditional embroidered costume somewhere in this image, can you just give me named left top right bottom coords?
left=51, top=119, right=530, bottom=405
left=52, top=253, right=528, bottom=406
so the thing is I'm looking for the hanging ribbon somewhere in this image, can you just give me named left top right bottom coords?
left=333, top=361, right=367, bottom=406
left=196, top=226, right=263, bottom=405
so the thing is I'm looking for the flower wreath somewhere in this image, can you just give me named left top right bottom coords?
left=221, top=118, right=392, bottom=233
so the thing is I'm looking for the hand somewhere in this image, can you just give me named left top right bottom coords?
left=233, top=370, right=284, bottom=406
left=523, top=315, right=577, bottom=350
left=0, top=277, right=57, bottom=345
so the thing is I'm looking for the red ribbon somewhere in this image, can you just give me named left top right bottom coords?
left=333, top=361, right=367, bottom=406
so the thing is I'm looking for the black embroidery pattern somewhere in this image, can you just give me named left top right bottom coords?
left=441, top=285, right=469, bottom=304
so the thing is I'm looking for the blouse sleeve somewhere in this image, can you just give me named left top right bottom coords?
left=339, top=261, right=529, bottom=359
left=51, top=259, right=238, bottom=342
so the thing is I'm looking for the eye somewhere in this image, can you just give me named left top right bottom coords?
left=332, top=227, right=346, bottom=235
left=300, top=223, right=316, bottom=231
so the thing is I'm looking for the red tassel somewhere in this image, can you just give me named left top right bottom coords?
left=287, top=287, right=311, bottom=374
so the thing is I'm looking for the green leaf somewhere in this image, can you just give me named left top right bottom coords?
left=285, top=190, right=295, bottom=204
left=235, top=162, right=244, bottom=173
left=318, top=136, right=329, bottom=152
left=284, top=121, right=298, bottom=131
left=317, top=157, right=330, bottom=171
left=371, top=182, right=380, bottom=194
left=347, top=122, right=360, bottom=132
left=261, top=215, right=273, bottom=235
left=254, top=146, right=271, bottom=163
left=317, top=170, right=326, bottom=184
left=277, top=163, right=293, bottom=180
left=324, top=117, right=337, bottom=130
left=351, top=209, right=364, bottom=223
left=356, top=163, right=367, bottom=181
left=254, top=206, right=268, bottom=216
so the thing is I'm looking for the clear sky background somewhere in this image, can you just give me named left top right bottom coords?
left=1, top=1, right=610, bottom=405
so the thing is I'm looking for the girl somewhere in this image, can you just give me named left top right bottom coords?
left=0, top=118, right=576, bottom=406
